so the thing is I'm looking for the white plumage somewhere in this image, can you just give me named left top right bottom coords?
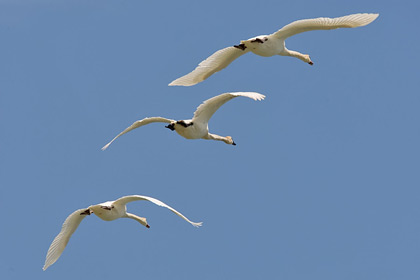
left=43, top=195, right=202, bottom=270
left=169, top=13, right=379, bottom=86
left=102, top=91, right=265, bottom=150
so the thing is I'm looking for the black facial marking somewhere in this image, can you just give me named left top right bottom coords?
left=233, top=43, right=246, bottom=51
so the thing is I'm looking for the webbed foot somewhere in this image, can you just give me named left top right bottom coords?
left=250, top=38, right=264, bottom=43
left=233, top=43, right=246, bottom=51
left=176, top=120, right=193, bottom=128
left=165, top=123, right=175, bottom=131
left=80, top=209, right=92, bottom=215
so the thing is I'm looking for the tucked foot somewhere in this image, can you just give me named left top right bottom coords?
left=250, top=38, right=264, bottom=43
left=165, top=123, right=175, bottom=131
left=176, top=120, right=193, bottom=128
left=101, top=206, right=114, bottom=210
left=80, top=209, right=92, bottom=215
left=233, top=43, right=246, bottom=51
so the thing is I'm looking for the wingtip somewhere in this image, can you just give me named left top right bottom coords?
left=258, top=94, right=266, bottom=101
left=193, top=222, right=203, bottom=227
left=168, top=78, right=185, bottom=86
left=251, top=92, right=266, bottom=101
left=357, top=13, right=380, bottom=26
left=168, top=81, right=194, bottom=87
left=368, top=13, right=380, bottom=21
left=101, top=144, right=109, bottom=151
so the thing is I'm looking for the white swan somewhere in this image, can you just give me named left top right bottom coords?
left=169, top=13, right=379, bottom=86
left=101, top=91, right=265, bottom=150
left=43, top=195, right=202, bottom=270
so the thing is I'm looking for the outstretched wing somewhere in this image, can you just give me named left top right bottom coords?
left=271, top=13, right=379, bottom=40
left=114, top=195, right=202, bottom=227
left=192, top=92, right=265, bottom=125
left=101, top=117, right=175, bottom=150
left=43, top=208, right=89, bottom=270
left=169, top=46, right=250, bottom=86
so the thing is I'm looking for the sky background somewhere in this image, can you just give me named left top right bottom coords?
left=1, top=0, right=419, bottom=279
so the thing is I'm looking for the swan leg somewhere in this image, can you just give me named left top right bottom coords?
left=176, top=120, right=193, bottom=128
left=100, top=206, right=114, bottom=210
left=250, top=38, right=264, bottom=43
left=165, top=123, right=175, bottom=131
left=233, top=43, right=246, bottom=50
left=80, top=209, right=92, bottom=215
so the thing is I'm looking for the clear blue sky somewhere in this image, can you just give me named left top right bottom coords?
left=1, top=0, right=419, bottom=279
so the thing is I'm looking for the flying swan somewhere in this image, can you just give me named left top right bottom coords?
left=101, top=91, right=265, bottom=150
left=43, top=195, right=202, bottom=270
left=169, top=13, right=379, bottom=86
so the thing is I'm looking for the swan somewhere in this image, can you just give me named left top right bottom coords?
left=43, top=195, right=202, bottom=270
left=169, top=13, right=379, bottom=86
left=101, top=91, right=265, bottom=150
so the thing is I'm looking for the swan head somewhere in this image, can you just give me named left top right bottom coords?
left=225, top=136, right=236, bottom=146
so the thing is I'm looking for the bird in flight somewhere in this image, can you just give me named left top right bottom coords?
left=101, top=91, right=265, bottom=150
left=169, top=13, right=379, bottom=86
left=43, top=195, right=202, bottom=270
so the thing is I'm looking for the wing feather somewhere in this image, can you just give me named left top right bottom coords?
left=272, top=13, right=379, bottom=39
left=101, top=117, right=174, bottom=150
left=169, top=46, right=249, bottom=86
left=192, top=92, right=265, bottom=125
left=43, top=208, right=89, bottom=270
left=114, top=195, right=202, bottom=227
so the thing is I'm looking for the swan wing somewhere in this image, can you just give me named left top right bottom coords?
left=169, top=46, right=249, bottom=86
left=101, top=117, right=174, bottom=150
left=271, top=13, right=379, bottom=40
left=43, top=208, right=89, bottom=270
left=193, top=92, right=265, bottom=124
left=114, top=195, right=203, bottom=227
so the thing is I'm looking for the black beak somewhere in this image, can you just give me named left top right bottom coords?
left=232, top=141, right=236, bottom=146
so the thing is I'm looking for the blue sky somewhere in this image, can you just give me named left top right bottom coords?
left=1, top=0, right=419, bottom=279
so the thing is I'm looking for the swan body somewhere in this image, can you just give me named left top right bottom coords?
left=101, top=91, right=265, bottom=150
left=43, top=195, right=202, bottom=270
left=169, top=13, right=379, bottom=86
